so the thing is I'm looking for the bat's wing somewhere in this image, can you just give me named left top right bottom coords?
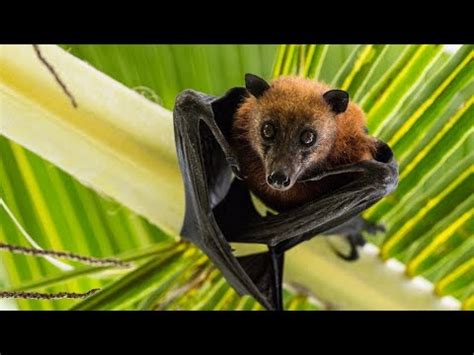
left=226, top=140, right=398, bottom=254
left=173, top=89, right=283, bottom=310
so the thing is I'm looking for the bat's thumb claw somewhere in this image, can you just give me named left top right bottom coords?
left=231, top=165, right=246, bottom=180
left=227, top=157, right=246, bottom=180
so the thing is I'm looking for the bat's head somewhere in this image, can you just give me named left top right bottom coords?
left=235, top=74, right=349, bottom=191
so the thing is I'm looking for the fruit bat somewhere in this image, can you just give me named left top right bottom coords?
left=173, top=77, right=398, bottom=310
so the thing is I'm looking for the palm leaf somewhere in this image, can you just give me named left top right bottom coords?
left=0, top=45, right=316, bottom=310
left=0, top=44, right=472, bottom=310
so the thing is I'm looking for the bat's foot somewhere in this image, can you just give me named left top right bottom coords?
left=362, top=220, right=386, bottom=235
left=331, top=233, right=365, bottom=261
left=326, top=217, right=385, bottom=262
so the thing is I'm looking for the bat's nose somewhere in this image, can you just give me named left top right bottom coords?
left=267, top=171, right=291, bottom=190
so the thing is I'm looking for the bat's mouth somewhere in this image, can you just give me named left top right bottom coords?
left=267, top=183, right=293, bottom=192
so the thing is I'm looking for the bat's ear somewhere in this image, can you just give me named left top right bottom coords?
left=245, top=73, right=270, bottom=98
left=323, top=89, right=349, bottom=114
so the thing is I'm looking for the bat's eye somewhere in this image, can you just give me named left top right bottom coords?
left=300, top=129, right=317, bottom=147
left=261, top=122, right=276, bottom=140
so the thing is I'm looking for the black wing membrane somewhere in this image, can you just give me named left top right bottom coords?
left=174, top=89, right=277, bottom=309
left=173, top=88, right=398, bottom=310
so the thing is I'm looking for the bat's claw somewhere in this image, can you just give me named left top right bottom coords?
left=363, top=220, right=386, bottom=234
left=330, top=233, right=365, bottom=262
left=330, top=219, right=384, bottom=262
left=228, top=158, right=246, bottom=180
left=334, top=247, right=360, bottom=262
left=232, top=166, right=246, bottom=180
left=352, top=233, right=367, bottom=246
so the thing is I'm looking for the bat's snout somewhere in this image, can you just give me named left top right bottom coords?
left=267, top=171, right=292, bottom=191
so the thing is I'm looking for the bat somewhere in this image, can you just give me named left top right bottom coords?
left=173, top=75, right=398, bottom=310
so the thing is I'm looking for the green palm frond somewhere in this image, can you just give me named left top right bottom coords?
left=0, top=44, right=472, bottom=310
left=0, top=45, right=319, bottom=310
left=277, top=44, right=473, bottom=306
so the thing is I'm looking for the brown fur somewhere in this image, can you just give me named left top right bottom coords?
left=231, top=76, right=377, bottom=211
